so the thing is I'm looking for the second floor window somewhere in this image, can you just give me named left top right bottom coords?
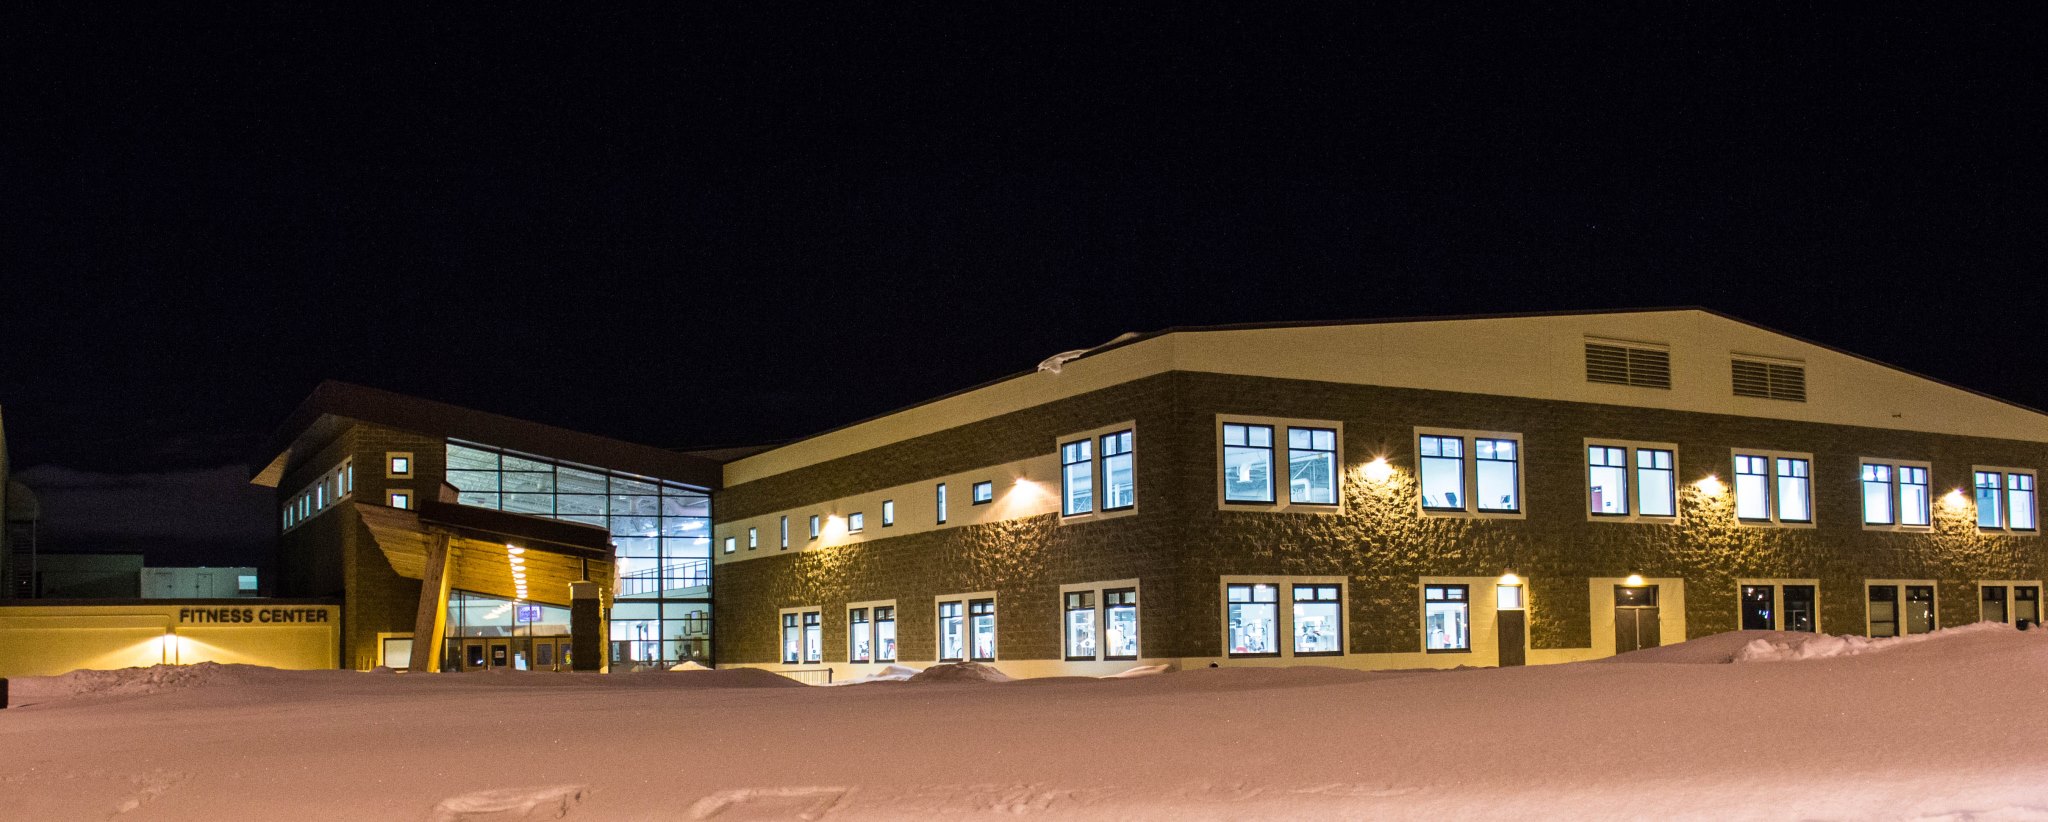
left=1223, top=423, right=1275, bottom=503
left=1862, top=461, right=1931, bottom=527
left=1061, top=439, right=1094, bottom=516
left=1288, top=427, right=1337, bottom=505
left=1976, top=469, right=2038, bottom=531
left=1735, top=452, right=1811, bottom=524
left=1420, top=432, right=1522, bottom=514
left=1100, top=430, right=1135, bottom=510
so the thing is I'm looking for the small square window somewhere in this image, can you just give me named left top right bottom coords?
left=722, top=536, right=736, bottom=554
left=849, top=512, right=866, bottom=533
left=387, top=490, right=412, bottom=510
left=236, top=574, right=258, bottom=592
left=972, top=481, right=994, bottom=505
left=387, top=453, right=414, bottom=478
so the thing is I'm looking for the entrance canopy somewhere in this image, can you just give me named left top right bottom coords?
left=355, top=499, right=613, bottom=607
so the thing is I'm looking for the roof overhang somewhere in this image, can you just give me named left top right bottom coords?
left=354, top=500, right=613, bottom=607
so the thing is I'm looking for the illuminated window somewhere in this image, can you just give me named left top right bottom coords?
left=849, top=607, right=871, bottom=663
left=1292, top=584, right=1341, bottom=656
left=1424, top=584, right=1469, bottom=652
left=1981, top=583, right=2042, bottom=626
left=1064, top=591, right=1097, bottom=660
left=779, top=611, right=803, bottom=664
left=873, top=606, right=897, bottom=662
left=746, top=527, right=757, bottom=550
left=237, top=574, right=257, bottom=593
left=779, top=516, right=789, bottom=549
left=1734, top=451, right=1812, bottom=524
left=1226, top=583, right=1280, bottom=658
left=1588, top=446, right=1629, bottom=516
left=848, top=512, right=865, bottom=533
left=1861, top=461, right=1932, bottom=528
left=1973, top=469, right=2037, bottom=531
left=936, top=483, right=948, bottom=523
left=969, top=599, right=996, bottom=661
left=937, top=600, right=966, bottom=662
left=972, top=481, right=993, bottom=505
left=882, top=500, right=894, bottom=527
left=802, top=611, right=822, bottom=663
left=1287, top=427, right=1337, bottom=505
left=1861, top=463, right=1895, bottom=525
left=387, top=452, right=413, bottom=478
left=1421, top=431, right=1523, bottom=514
left=387, top=490, right=412, bottom=510
left=1103, top=588, right=1138, bottom=660
left=1061, top=439, right=1094, bottom=516
left=1101, top=430, right=1135, bottom=510
left=808, top=515, right=820, bottom=540
left=1223, top=423, right=1275, bottom=503
left=722, top=536, right=735, bottom=554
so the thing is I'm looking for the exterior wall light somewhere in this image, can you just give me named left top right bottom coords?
left=1362, top=457, right=1394, bottom=483
left=1943, top=489, right=1969, bottom=510
left=1496, top=573, right=1525, bottom=610
left=1694, top=475, right=1725, bottom=496
left=1623, top=574, right=1646, bottom=587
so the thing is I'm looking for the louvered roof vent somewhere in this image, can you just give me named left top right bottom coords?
left=1731, top=357, right=1806, bottom=402
left=1585, top=339, right=1671, bottom=389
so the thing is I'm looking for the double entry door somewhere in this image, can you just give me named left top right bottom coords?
left=1615, top=584, right=1661, bottom=654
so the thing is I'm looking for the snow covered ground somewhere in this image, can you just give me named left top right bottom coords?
left=5, top=624, right=2048, bottom=820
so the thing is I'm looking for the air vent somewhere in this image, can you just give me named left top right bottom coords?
left=1585, top=342, right=1671, bottom=389
left=1731, top=358, right=1806, bottom=402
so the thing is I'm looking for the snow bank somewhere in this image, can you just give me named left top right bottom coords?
left=11, top=662, right=284, bottom=700
left=907, top=661, right=1012, bottom=683
left=668, top=660, right=712, bottom=671
left=1733, top=620, right=2014, bottom=662
left=830, top=665, right=923, bottom=685
left=1100, top=664, right=1171, bottom=679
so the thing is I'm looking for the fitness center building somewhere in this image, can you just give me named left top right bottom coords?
left=253, top=382, right=721, bottom=672
left=711, top=308, right=2048, bottom=680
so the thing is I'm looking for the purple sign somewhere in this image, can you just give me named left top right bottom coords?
left=517, top=605, right=542, bottom=623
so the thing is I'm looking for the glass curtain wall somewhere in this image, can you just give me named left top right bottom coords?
left=445, top=441, right=712, bottom=667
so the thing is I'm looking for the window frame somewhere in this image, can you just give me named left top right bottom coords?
left=935, top=591, right=997, bottom=663
left=386, top=489, right=413, bottom=510
left=1213, top=416, right=1345, bottom=513
left=1415, top=428, right=1525, bottom=519
left=936, top=483, right=948, bottom=524
left=971, top=481, right=993, bottom=505
left=386, top=451, right=414, bottom=479
left=1729, top=449, right=1817, bottom=527
left=1291, top=583, right=1344, bottom=657
left=1421, top=583, right=1472, bottom=653
left=1060, top=438, right=1095, bottom=517
left=1059, top=578, right=1141, bottom=662
left=1584, top=439, right=1680, bottom=523
left=1734, top=578, right=1822, bottom=633
left=746, top=527, right=758, bottom=550
left=1219, top=575, right=1346, bottom=660
left=1973, top=466, right=2039, bottom=533
left=848, top=512, right=865, bottom=533
left=808, top=514, right=821, bottom=540
left=1057, top=422, right=1139, bottom=525
left=846, top=599, right=896, bottom=665
left=1978, top=580, right=2045, bottom=625
left=1220, top=422, right=1277, bottom=505
left=778, top=606, right=821, bottom=666
left=1865, top=580, right=1938, bottom=638
left=779, top=516, right=789, bottom=549
left=1859, top=458, right=1933, bottom=532
left=882, top=499, right=895, bottom=527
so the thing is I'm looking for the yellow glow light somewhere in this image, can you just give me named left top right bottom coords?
left=507, top=545, right=526, bottom=555
left=1624, top=574, right=1646, bottom=587
left=1694, top=475, right=1725, bottom=496
left=1943, top=489, right=1969, bottom=510
left=1498, top=572, right=1521, bottom=586
left=1362, top=457, right=1394, bottom=483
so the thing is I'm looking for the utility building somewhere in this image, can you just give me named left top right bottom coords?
left=711, top=309, right=2048, bottom=679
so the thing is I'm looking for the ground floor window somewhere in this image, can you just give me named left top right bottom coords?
left=849, top=608, right=871, bottom=663
left=1062, top=582, right=1141, bottom=661
left=1867, top=582, right=1936, bottom=637
left=1424, top=584, right=1469, bottom=651
left=1227, top=583, right=1281, bottom=657
left=874, top=606, right=897, bottom=662
left=1981, top=583, right=2042, bottom=625
left=609, top=600, right=709, bottom=667
left=970, top=599, right=997, bottom=661
left=938, top=601, right=965, bottom=661
left=780, top=607, right=821, bottom=664
left=1065, top=591, right=1097, bottom=660
left=1293, top=584, right=1342, bottom=655
left=1739, top=582, right=1817, bottom=632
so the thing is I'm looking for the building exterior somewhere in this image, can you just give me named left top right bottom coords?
left=31, top=554, right=144, bottom=599
left=252, top=382, right=721, bottom=672
left=710, top=308, right=2048, bottom=680
left=0, top=601, right=340, bottom=678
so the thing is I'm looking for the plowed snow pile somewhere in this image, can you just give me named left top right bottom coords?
left=5, top=625, right=2047, bottom=820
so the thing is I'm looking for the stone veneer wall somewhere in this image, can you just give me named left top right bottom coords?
left=714, top=371, right=2048, bottom=664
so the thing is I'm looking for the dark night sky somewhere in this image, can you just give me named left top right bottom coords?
left=4, top=6, right=2045, bottom=569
